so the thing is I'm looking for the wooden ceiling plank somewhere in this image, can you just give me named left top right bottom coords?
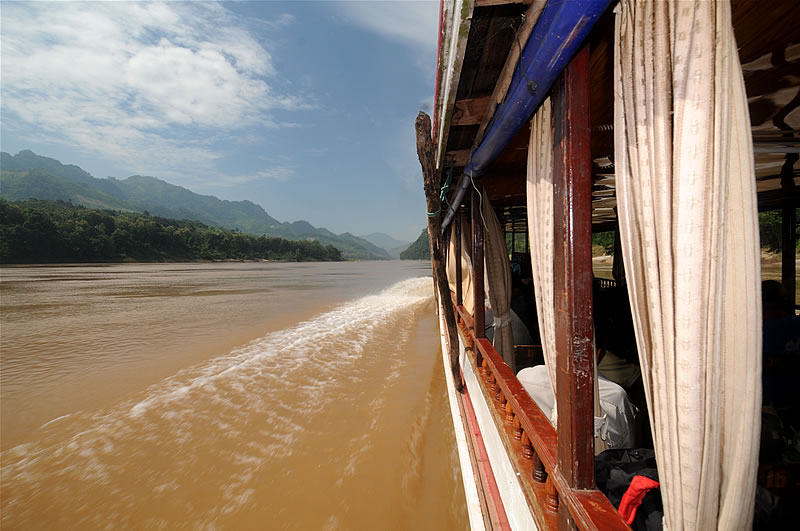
left=445, top=149, right=472, bottom=167
left=452, top=96, right=493, bottom=126
left=473, top=0, right=547, bottom=148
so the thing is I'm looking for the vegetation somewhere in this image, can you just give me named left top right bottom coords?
left=592, top=230, right=616, bottom=255
left=759, top=209, right=800, bottom=253
left=0, top=199, right=342, bottom=264
left=400, top=229, right=430, bottom=260
left=505, top=232, right=528, bottom=254
left=589, top=212, right=800, bottom=258
left=1, top=150, right=390, bottom=260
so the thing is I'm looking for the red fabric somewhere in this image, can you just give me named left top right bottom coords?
left=618, top=475, right=660, bottom=524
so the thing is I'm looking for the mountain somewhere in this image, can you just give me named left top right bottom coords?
left=399, top=229, right=430, bottom=260
left=0, top=168, right=132, bottom=211
left=0, top=150, right=390, bottom=260
left=1, top=150, right=97, bottom=187
left=358, top=232, right=411, bottom=259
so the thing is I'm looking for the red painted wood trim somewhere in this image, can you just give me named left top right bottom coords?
left=460, top=368, right=513, bottom=530
left=451, top=298, right=630, bottom=530
left=552, top=44, right=597, bottom=493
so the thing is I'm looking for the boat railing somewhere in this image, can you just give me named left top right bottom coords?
left=451, top=292, right=630, bottom=530
left=593, top=277, right=616, bottom=290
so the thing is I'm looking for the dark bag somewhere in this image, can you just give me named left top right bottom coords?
left=595, top=448, right=663, bottom=531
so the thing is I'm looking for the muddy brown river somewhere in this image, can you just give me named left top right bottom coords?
left=0, top=262, right=468, bottom=530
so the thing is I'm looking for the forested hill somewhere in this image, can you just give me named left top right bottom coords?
left=0, top=150, right=390, bottom=260
left=399, top=229, right=429, bottom=260
left=0, top=199, right=342, bottom=264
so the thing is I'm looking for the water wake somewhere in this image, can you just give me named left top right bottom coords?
left=2, top=277, right=435, bottom=529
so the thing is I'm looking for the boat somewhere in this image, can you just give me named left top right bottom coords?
left=420, top=0, right=799, bottom=529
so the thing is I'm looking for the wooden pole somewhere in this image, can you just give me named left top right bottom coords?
left=780, top=153, right=797, bottom=312
left=552, top=45, right=595, bottom=502
left=456, top=205, right=463, bottom=306
left=415, top=111, right=463, bottom=393
left=472, top=186, right=486, bottom=339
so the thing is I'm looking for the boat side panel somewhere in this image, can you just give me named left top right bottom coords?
left=462, top=343, right=539, bottom=530
left=438, top=303, right=487, bottom=530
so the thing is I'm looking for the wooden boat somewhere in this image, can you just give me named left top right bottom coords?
left=422, top=0, right=799, bottom=529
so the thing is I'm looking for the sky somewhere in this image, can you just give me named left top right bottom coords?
left=0, top=0, right=439, bottom=242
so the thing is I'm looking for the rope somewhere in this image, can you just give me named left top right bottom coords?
left=440, top=169, right=453, bottom=206
left=494, top=311, right=512, bottom=328
left=427, top=169, right=454, bottom=217
left=469, top=172, right=488, bottom=230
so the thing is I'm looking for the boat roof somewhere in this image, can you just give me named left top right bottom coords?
left=434, top=0, right=800, bottom=230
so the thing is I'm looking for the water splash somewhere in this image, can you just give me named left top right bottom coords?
left=1, top=277, right=436, bottom=529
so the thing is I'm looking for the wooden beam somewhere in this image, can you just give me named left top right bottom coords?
left=482, top=171, right=526, bottom=200
left=445, top=149, right=471, bottom=168
left=757, top=184, right=800, bottom=212
left=473, top=0, right=547, bottom=148
left=552, top=45, right=595, bottom=504
left=472, top=188, right=486, bottom=338
left=452, top=96, right=492, bottom=126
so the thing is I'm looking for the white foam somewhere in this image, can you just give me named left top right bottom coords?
left=39, top=413, right=73, bottom=429
left=1, top=276, right=435, bottom=523
left=125, top=276, right=432, bottom=419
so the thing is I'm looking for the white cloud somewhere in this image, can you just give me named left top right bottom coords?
left=333, top=1, right=439, bottom=53
left=0, top=1, right=306, bottom=182
left=206, top=166, right=296, bottom=188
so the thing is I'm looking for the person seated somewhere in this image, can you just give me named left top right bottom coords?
left=485, top=304, right=534, bottom=346
left=594, top=285, right=642, bottom=390
left=517, top=364, right=638, bottom=449
left=511, top=272, right=540, bottom=344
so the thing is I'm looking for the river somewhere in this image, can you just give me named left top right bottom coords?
left=0, top=261, right=468, bottom=530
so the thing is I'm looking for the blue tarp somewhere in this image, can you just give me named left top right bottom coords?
left=442, top=0, right=612, bottom=228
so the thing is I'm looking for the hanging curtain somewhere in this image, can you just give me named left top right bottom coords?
left=526, top=97, right=558, bottom=403
left=614, top=1, right=761, bottom=528
left=481, top=191, right=515, bottom=372
left=447, top=216, right=475, bottom=316
left=526, top=98, right=611, bottom=452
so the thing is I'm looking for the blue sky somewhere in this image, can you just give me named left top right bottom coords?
left=0, top=1, right=439, bottom=242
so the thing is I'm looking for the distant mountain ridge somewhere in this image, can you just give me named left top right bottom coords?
left=399, top=229, right=429, bottom=260
left=358, top=232, right=411, bottom=258
left=0, top=150, right=390, bottom=260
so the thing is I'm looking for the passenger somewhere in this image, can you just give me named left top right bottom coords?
left=761, top=280, right=800, bottom=428
left=594, top=285, right=641, bottom=389
left=485, top=303, right=534, bottom=346
left=511, top=272, right=540, bottom=344
left=517, top=364, right=638, bottom=449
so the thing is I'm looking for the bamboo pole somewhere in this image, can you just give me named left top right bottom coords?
left=415, top=111, right=463, bottom=393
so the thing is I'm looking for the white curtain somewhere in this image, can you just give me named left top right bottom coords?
left=527, top=98, right=609, bottom=453
left=526, top=97, right=558, bottom=399
left=614, top=1, right=762, bottom=529
left=447, top=217, right=475, bottom=316
left=482, top=191, right=515, bottom=372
